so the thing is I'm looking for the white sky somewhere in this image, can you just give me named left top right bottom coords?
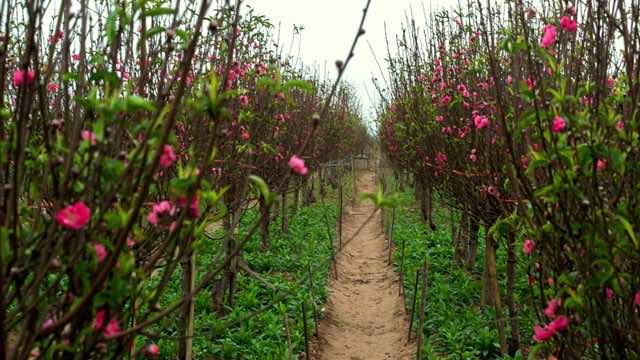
left=246, top=0, right=459, bottom=124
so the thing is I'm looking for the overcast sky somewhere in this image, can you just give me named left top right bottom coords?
left=246, top=0, right=459, bottom=125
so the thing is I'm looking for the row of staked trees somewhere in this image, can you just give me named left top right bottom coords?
left=0, top=0, right=370, bottom=358
left=379, top=0, right=640, bottom=358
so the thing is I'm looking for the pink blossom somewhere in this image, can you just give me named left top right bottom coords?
left=94, top=309, right=106, bottom=332
left=606, top=287, right=615, bottom=300
left=13, top=69, right=36, bottom=87
left=126, top=237, right=136, bottom=248
left=506, top=75, right=513, bottom=85
left=615, top=121, right=625, bottom=132
left=552, top=116, right=566, bottom=133
left=81, top=130, right=96, bottom=145
left=547, top=315, right=570, bottom=332
left=94, top=243, right=107, bottom=263
left=47, top=82, right=59, bottom=92
left=469, top=149, right=477, bottom=162
left=607, top=77, right=616, bottom=88
left=435, top=115, right=444, bottom=123
left=288, top=155, right=308, bottom=176
left=41, top=318, right=55, bottom=331
left=440, top=95, right=452, bottom=107
left=146, top=343, right=160, bottom=358
left=544, top=298, right=561, bottom=318
left=560, top=16, right=578, bottom=33
left=71, top=53, right=81, bottom=62
left=533, top=324, right=555, bottom=342
left=55, top=201, right=91, bottom=230
left=635, top=290, right=640, bottom=306
left=178, top=194, right=200, bottom=218
left=239, top=95, right=249, bottom=107
left=473, top=115, right=490, bottom=129
left=104, top=318, right=121, bottom=338
left=435, top=152, right=447, bottom=167
left=596, top=159, right=607, bottom=170
left=159, top=145, right=176, bottom=168
left=49, top=30, right=64, bottom=44
left=541, top=24, right=557, bottom=48
left=147, top=200, right=175, bottom=225
left=240, top=127, right=250, bottom=142
left=523, top=239, right=535, bottom=255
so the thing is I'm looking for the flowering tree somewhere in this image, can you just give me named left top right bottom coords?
left=0, top=0, right=369, bottom=358
left=379, top=0, right=640, bottom=357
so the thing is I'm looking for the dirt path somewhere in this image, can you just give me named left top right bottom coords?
left=312, top=171, right=414, bottom=360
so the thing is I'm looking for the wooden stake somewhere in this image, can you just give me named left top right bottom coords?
left=301, top=301, right=310, bottom=360
left=408, top=268, right=420, bottom=341
left=416, top=259, right=428, bottom=359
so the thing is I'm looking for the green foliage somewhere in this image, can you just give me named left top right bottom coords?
left=390, top=188, right=535, bottom=360
left=152, top=201, right=338, bottom=359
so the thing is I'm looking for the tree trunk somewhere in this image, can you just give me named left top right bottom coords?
left=506, top=232, right=521, bottom=355
left=281, top=192, right=289, bottom=233
left=259, top=196, right=270, bottom=250
left=465, top=219, right=480, bottom=270
left=179, top=250, right=195, bottom=360
left=481, top=232, right=508, bottom=353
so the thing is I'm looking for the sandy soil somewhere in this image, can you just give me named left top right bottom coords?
left=311, top=171, right=414, bottom=360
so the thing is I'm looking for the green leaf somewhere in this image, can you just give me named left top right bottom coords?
left=144, top=26, right=166, bottom=39
left=616, top=215, right=638, bottom=249
left=126, top=95, right=156, bottom=112
left=106, top=11, right=117, bottom=42
left=249, top=175, right=274, bottom=205
left=141, top=7, right=175, bottom=17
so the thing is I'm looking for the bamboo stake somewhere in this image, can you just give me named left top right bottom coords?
left=416, top=259, right=428, bottom=359
left=307, top=265, right=320, bottom=336
left=408, top=268, right=420, bottom=341
left=301, top=301, right=310, bottom=360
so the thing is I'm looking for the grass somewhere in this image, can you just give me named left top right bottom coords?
left=145, top=197, right=339, bottom=359
left=389, top=186, right=536, bottom=360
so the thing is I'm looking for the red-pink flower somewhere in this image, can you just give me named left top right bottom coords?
left=47, top=82, right=59, bottom=92
left=435, top=115, right=444, bottom=123
left=533, top=324, right=555, bottom=342
left=146, top=343, right=160, bottom=358
left=596, top=159, right=607, bottom=171
left=635, top=290, right=640, bottom=306
left=288, top=155, right=308, bottom=176
left=547, top=315, right=570, bottom=332
left=552, top=116, right=566, bottom=133
left=55, top=201, right=91, bottom=230
left=544, top=298, right=561, bottom=318
left=13, top=69, right=36, bottom=87
left=147, top=200, right=175, bottom=225
left=469, top=149, right=477, bottom=162
left=523, top=239, right=535, bottom=255
left=159, top=145, right=176, bottom=168
left=606, top=287, right=615, bottom=300
left=94, top=243, right=107, bottom=263
left=560, top=16, right=578, bottom=33
left=104, top=318, right=121, bottom=338
left=178, top=194, right=200, bottom=218
left=615, top=120, right=625, bottom=132
left=71, top=53, right=81, bottom=62
left=94, top=309, right=106, bottom=332
left=81, top=130, right=96, bottom=145
left=474, top=115, right=490, bottom=129
left=41, top=318, right=55, bottom=331
left=541, top=24, right=557, bottom=48
left=239, top=95, right=249, bottom=107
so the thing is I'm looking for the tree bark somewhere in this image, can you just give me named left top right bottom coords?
left=259, top=196, right=270, bottom=250
left=506, top=232, right=521, bottom=355
left=481, top=232, right=507, bottom=353
left=465, top=219, right=480, bottom=270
